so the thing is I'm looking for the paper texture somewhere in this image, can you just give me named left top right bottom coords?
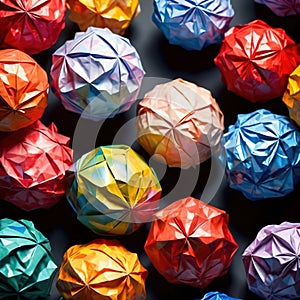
left=136, top=78, right=224, bottom=169
left=0, top=121, right=73, bottom=210
left=223, top=109, right=300, bottom=200
left=214, top=19, right=300, bottom=102
left=67, top=145, right=162, bottom=235
left=255, top=0, right=300, bottom=16
left=67, top=0, right=140, bottom=34
left=57, top=239, right=147, bottom=300
left=153, top=0, right=234, bottom=50
left=0, top=218, right=57, bottom=299
left=243, top=222, right=300, bottom=299
left=144, top=197, right=238, bottom=289
left=0, top=49, right=48, bottom=132
left=0, top=0, right=66, bottom=54
left=51, top=27, right=145, bottom=121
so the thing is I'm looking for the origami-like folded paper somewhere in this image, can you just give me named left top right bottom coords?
left=0, top=49, right=48, bottom=132
left=198, top=291, right=241, bottom=300
left=283, top=64, right=300, bottom=126
left=255, top=0, right=300, bottom=16
left=57, top=239, right=148, bottom=300
left=243, top=222, right=300, bottom=299
left=0, top=218, right=57, bottom=299
left=214, top=19, right=300, bottom=102
left=136, top=78, right=224, bottom=169
left=67, top=0, right=141, bottom=34
left=223, top=109, right=300, bottom=200
left=67, top=145, right=162, bottom=235
left=144, top=197, right=238, bottom=288
left=51, top=27, right=145, bottom=121
left=152, top=0, right=234, bottom=50
left=0, top=121, right=73, bottom=210
left=0, top=0, right=66, bottom=55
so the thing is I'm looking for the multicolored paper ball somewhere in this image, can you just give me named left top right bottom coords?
left=67, top=145, right=162, bottom=235
left=51, top=27, right=145, bottom=121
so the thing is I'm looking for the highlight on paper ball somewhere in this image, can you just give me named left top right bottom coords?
left=67, top=145, right=162, bottom=235
left=0, top=0, right=66, bottom=55
left=152, top=0, right=235, bottom=51
left=56, top=239, right=148, bottom=300
left=144, top=196, right=238, bottom=288
left=0, top=49, right=48, bottom=132
left=283, top=64, right=300, bottom=126
left=197, top=291, right=241, bottom=300
left=214, top=19, right=300, bottom=102
left=136, top=78, right=224, bottom=169
left=255, top=0, right=300, bottom=16
left=223, top=109, right=300, bottom=200
left=243, top=222, right=300, bottom=299
left=67, top=0, right=141, bottom=34
left=50, top=27, right=145, bottom=121
left=0, top=218, right=57, bottom=299
left=0, top=121, right=73, bottom=211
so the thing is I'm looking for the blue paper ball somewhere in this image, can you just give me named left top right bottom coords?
left=152, top=0, right=234, bottom=51
left=197, top=291, right=241, bottom=300
left=223, top=109, right=300, bottom=200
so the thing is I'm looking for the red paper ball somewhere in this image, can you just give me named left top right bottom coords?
left=0, top=121, right=73, bottom=211
left=0, top=0, right=66, bottom=55
left=144, top=197, right=238, bottom=288
left=214, top=19, right=300, bottom=103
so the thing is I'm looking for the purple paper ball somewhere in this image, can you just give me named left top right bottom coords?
left=243, top=222, right=300, bottom=299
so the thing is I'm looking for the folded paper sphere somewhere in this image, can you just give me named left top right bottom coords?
left=0, top=49, right=48, bottom=132
left=255, top=0, right=300, bottom=16
left=0, top=0, right=66, bottom=55
left=57, top=239, right=148, bottom=300
left=0, top=121, right=73, bottom=210
left=283, top=64, right=300, bottom=126
left=136, top=78, right=224, bottom=169
left=152, top=0, right=234, bottom=51
left=243, top=222, right=300, bottom=299
left=67, top=145, right=162, bottom=235
left=198, top=291, right=241, bottom=300
left=51, top=27, right=145, bottom=121
left=144, top=196, right=238, bottom=288
left=0, top=218, right=57, bottom=299
left=67, top=0, right=141, bottom=34
left=214, top=19, right=300, bottom=102
left=223, top=109, right=300, bottom=200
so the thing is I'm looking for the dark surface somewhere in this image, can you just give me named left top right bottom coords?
left=0, top=0, right=300, bottom=299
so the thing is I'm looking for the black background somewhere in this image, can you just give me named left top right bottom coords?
left=0, top=0, right=300, bottom=299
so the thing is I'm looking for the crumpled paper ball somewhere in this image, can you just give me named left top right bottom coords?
left=223, top=109, right=300, bottom=200
left=283, top=64, right=300, bottom=126
left=152, top=0, right=234, bottom=51
left=214, top=19, right=300, bottom=102
left=50, top=27, right=145, bottom=121
left=67, top=145, right=162, bottom=235
left=56, top=239, right=148, bottom=300
left=144, top=196, right=238, bottom=288
left=243, top=222, right=300, bottom=299
left=198, top=291, right=241, bottom=300
left=136, top=78, right=224, bottom=169
left=255, top=0, right=300, bottom=16
left=0, top=121, right=73, bottom=211
left=0, top=0, right=66, bottom=55
left=0, top=49, right=48, bottom=132
left=67, top=0, right=141, bottom=34
left=0, top=218, right=57, bottom=299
